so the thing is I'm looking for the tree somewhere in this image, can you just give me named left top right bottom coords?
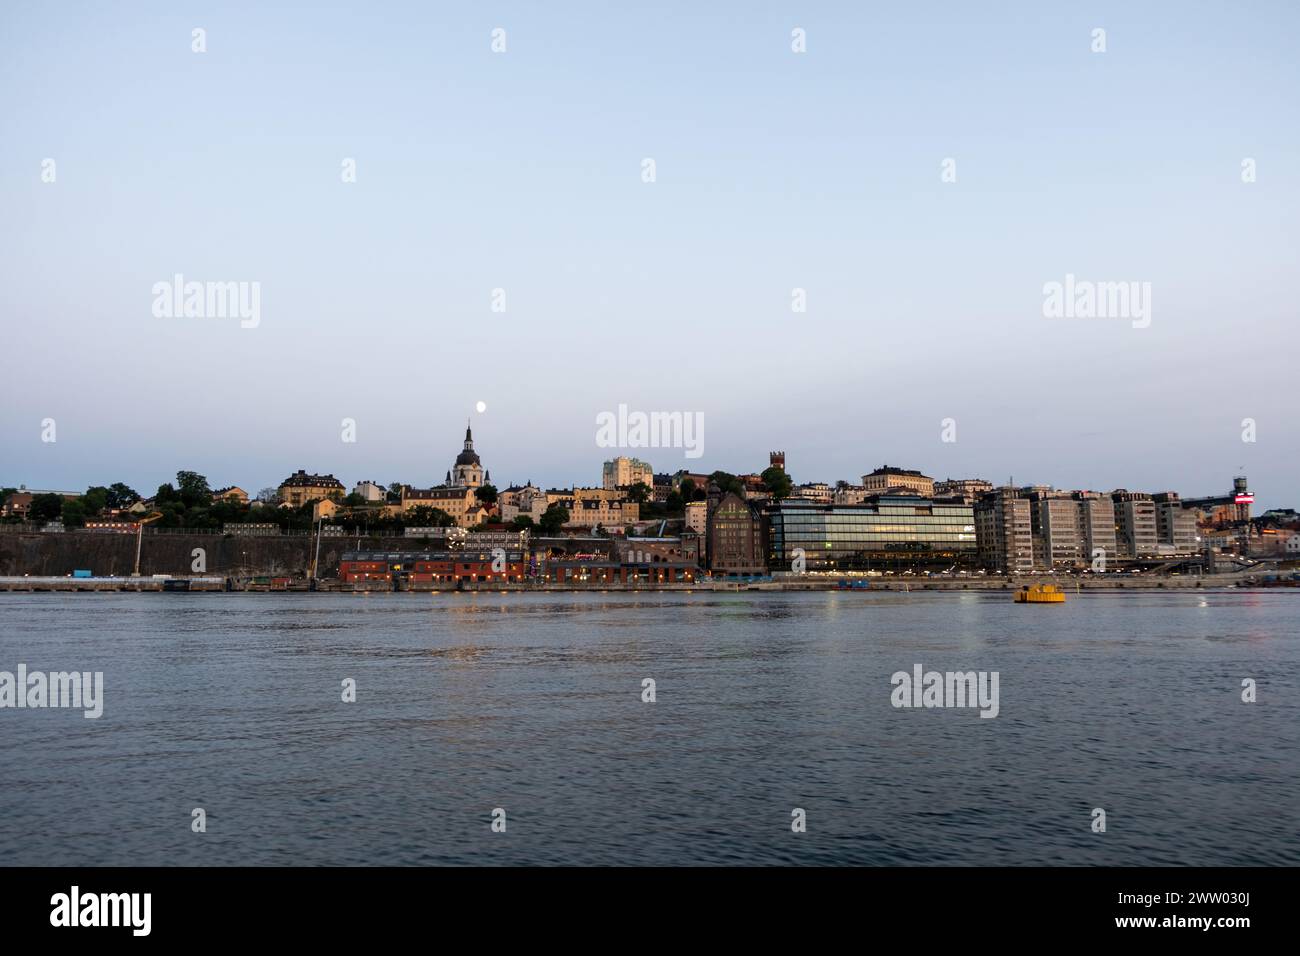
left=625, top=482, right=651, bottom=504
left=155, top=483, right=179, bottom=505
left=83, top=486, right=110, bottom=516
left=538, top=503, right=569, bottom=535
left=665, top=490, right=684, bottom=513
left=709, top=471, right=745, bottom=497
left=176, top=471, right=211, bottom=508
left=509, top=515, right=535, bottom=531
left=679, top=478, right=699, bottom=501
left=106, top=482, right=139, bottom=509
left=474, top=484, right=499, bottom=507
left=29, top=493, right=64, bottom=522
left=344, top=492, right=365, bottom=507
left=256, top=487, right=281, bottom=505
left=761, top=466, right=793, bottom=501
left=404, top=506, right=454, bottom=528
left=61, top=499, right=88, bottom=527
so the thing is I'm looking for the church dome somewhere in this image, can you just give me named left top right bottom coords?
left=454, top=422, right=482, bottom=468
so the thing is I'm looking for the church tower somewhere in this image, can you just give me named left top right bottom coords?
left=452, top=420, right=484, bottom=488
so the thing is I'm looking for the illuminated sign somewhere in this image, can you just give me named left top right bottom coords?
left=1235, top=494, right=1254, bottom=504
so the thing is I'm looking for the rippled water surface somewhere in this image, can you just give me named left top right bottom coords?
left=1, top=590, right=1296, bottom=865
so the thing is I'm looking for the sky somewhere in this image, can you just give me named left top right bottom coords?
left=2, top=1, right=1297, bottom=507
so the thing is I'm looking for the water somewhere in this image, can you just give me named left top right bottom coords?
left=0, top=589, right=1296, bottom=866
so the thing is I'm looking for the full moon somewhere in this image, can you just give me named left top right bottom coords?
left=475, top=401, right=487, bottom=413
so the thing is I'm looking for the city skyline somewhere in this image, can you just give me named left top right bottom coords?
left=3, top=2, right=1297, bottom=509
left=0, top=412, right=1281, bottom=511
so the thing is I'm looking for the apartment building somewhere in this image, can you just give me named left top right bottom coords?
left=1112, top=491, right=1159, bottom=559
left=1153, top=492, right=1199, bottom=552
left=278, top=470, right=346, bottom=508
left=974, top=487, right=1035, bottom=572
left=602, top=457, right=653, bottom=491
left=861, top=466, right=935, bottom=497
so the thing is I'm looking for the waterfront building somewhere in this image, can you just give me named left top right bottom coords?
left=684, top=500, right=707, bottom=535
left=1, top=492, right=32, bottom=518
left=707, top=491, right=767, bottom=575
left=1074, top=491, right=1118, bottom=564
left=934, top=478, right=994, bottom=502
left=1, top=488, right=81, bottom=518
left=352, top=480, right=387, bottom=503
left=672, top=471, right=713, bottom=493
left=767, top=494, right=976, bottom=573
left=1153, top=492, right=1199, bottom=552
left=974, top=488, right=1034, bottom=573
left=544, top=558, right=698, bottom=585
left=570, top=497, right=629, bottom=529
left=1029, top=492, right=1085, bottom=568
left=338, top=550, right=528, bottom=584
left=791, top=482, right=832, bottom=503
left=833, top=484, right=871, bottom=505
left=860, top=466, right=935, bottom=497
left=602, top=456, right=653, bottom=490
left=278, top=470, right=346, bottom=508
left=1112, top=491, right=1159, bottom=559
left=1183, top=476, right=1253, bottom=525
left=499, top=484, right=546, bottom=524
left=615, top=537, right=693, bottom=565
left=400, top=485, right=483, bottom=528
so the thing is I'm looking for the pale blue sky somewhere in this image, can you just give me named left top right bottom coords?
left=2, top=1, right=1297, bottom=506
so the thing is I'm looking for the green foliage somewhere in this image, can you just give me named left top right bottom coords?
left=474, top=484, right=499, bottom=507
left=83, top=486, right=110, bottom=516
left=29, top=494, right=64, bottom=522
left=175, top=471, right=211, bottom=508
left=60, top=498, right=88, bottom=527
left=625, top=482, right=651, bottom=504
left=538, top=503, right=569, bottom=534
left=404, top=506, right=455, bottom=528
left=709, top=471, right=745, bottom=496
left=106, top=482, right=139, bottom=509
left=761, top=466, right=793, bottom=501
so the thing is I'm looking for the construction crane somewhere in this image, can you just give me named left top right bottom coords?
left=133, top=512, right=163, bottom=577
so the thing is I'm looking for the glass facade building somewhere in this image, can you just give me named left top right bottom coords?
left=766, top=496, right=978, bottom=572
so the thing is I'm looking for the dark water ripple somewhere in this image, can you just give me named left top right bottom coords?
left=0, top=590, right=1296, bottom=866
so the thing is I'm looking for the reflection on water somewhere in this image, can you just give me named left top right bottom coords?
left=0, top=590, right=1297, bottom=866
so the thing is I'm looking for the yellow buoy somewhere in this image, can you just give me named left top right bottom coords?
left=1014, top=584, right=1066, bottom=604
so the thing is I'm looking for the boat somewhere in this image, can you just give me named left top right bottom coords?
left=1014, top=584, right=1066, bottom=604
